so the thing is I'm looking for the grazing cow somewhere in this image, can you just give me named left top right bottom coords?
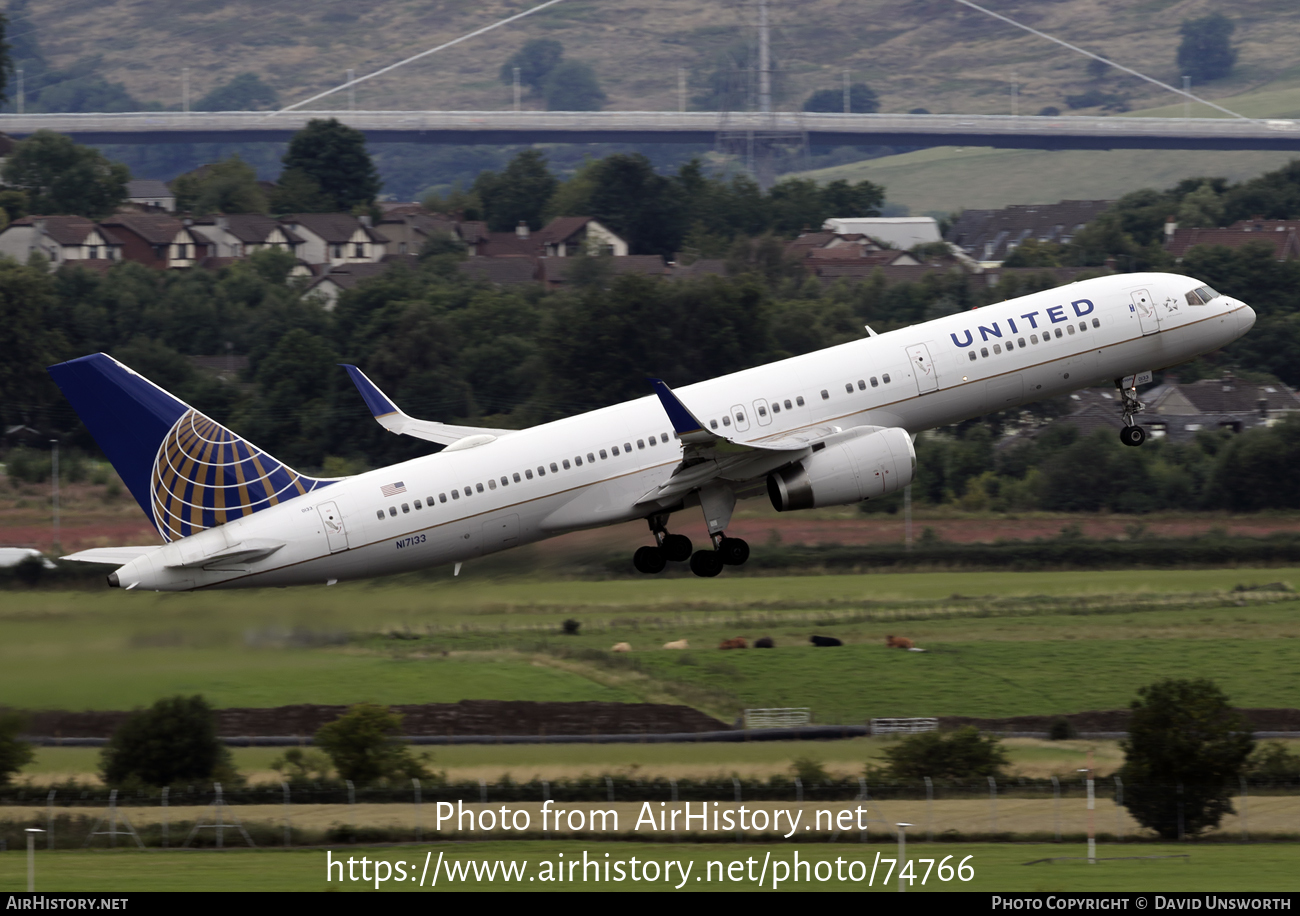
left=611, top=642, right=632, bottom=653
left=754, top=636, right=775, bottom=649
left=885, top=635, right=915, bottom=650
left=663, top=639, right=690, bottom=650
left=718, top=637, right=748, bottom=650
left=809, top=635, right=843, bottom=647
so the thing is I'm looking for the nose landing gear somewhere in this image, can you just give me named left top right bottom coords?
left=1116, top=377, right=1148, bottom=448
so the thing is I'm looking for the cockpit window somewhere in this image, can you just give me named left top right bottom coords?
left=1187, top=285, right=1220, bottom=305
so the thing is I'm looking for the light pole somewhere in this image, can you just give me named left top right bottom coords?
left=1079, top=749, right=1095, bottom=864
left=896, top=822, right=913, bottom=892
left=26, top=828, right=45, bottom=891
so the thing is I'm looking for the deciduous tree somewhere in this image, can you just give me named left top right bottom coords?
left=280, top=118, right=381, bottom=212
left=99, top=695, right=236, bottom=788
left=1178, top=14, right=1237, bottom=83
left=2, top=130, right=129, bottom=219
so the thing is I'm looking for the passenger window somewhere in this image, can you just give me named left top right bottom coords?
left=1067, top=326, right=1075, bottom=335
left=735, top=411, right=745, bottom=423
left=662, top=433, right=669, bottom=443
left=1079, top=322, right=1086, bottom=332
left=1092, top=318, right=1100, bottom=328
left=1018, top=338, right=1026, bottom=346
left=796, top=396, right=805, bottom=406
left=758, top=406, right=767, bottom=417
left=993, top=344, right=1002, bottom=354
left=1005, top=341, right=1014, bottom=350
left=414, top=499, right=422, bottom=508
left=882, top=374, right=890, bottom=383
left=388, top=506, right=397, bottom=516
left=845, top=383, right=853, bottom=394
left=439, top=493, right=447, bottom=503
left=771, top=403, right=780, bottom=413
left=611, top=447, right=619, bottom=456
left=1031, top=334, right=1039, bottom=344
left=784, top=399, right=792, bottom=409
left=452, top=491, right=460, bottom=500
left=588, top=452, right=596, bottom=462
left=488, top=479, right=497, bottom=489
left=550, top=462, right=558, bottom=472
left=624, top=443, right=632, bottom=452
left=537, top=467, right=545, bottom=476
left=427, top=495, right=435, bottom=505
left=968, top=352, right=976, bottom=361
left=981, top=347, right=989, bottom=357
left=574, top=456, right=583, bottom=466
left=562, top=459, right=570, bottom=469
left=1055, top=328, right=1063, bottom=338
left=722, top=416, right=731, bottom=426
left=599, top=449, right=608, bottom=459
left=525, top=469, right=533, bottom=480
left=821, top=390, right=829, bottom=400
left=871, top=377, right=879, bottom=386
left=513, top=473, right=521, bottom=483
left=709, top=420, right=718, bottom=429
left=638, top=439, right=645, bottom=448
left=401, top=503, right=409, bottom=513
left=500, top=476, right=508, bottom=486
left=376, top=510, right=384, bottom=520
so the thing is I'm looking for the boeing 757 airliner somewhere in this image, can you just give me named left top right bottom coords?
left=50, top=272, right=1255, bottom=591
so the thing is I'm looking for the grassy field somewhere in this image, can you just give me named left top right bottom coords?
left=1, top=842, right=1295, bottom=892
left=2, top=569, right=1297, bottom=721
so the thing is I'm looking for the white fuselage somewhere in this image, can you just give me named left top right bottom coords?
left=115, top=272, right=1255, bottom=591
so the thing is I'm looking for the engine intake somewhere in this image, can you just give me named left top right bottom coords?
left=768, top=427, right=915, bottom=511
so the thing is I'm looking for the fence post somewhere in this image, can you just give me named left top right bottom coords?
left=1051, top=776, right=1061, bottom=842
left=987, top=776, right=997, bottom=834
left=605, top=776, right=614, bottom=803
left=214, top=782, right=224, bottom=849
left=161, top=786, right=169, bottom=849
left=1239, top=776, right=1249, bottom=842
left=46, top=790, right=55, bottom=849
left=1113, top=776, right=1123, bottom=841
left=109, top=788, right=118, bottom=848
left=924, top=777, right=933, bottom=842
left=733, top=777, right=742, bottom=842
left=479, top=779, right=487, bottom=805
left=795, top=777, right=802, bottom=804
left=1177, top=782, right=1184, bottom=841
left=859, top=777, right=869, bottom=842
left=413, top=778, right=422, bottom=842
left=283, top=782, right=291, bottom=847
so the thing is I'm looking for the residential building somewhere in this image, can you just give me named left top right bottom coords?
left=280, top=213, right=387, bottom=267
left=944, top=200, right=1112, bottom=266
left=823, top=216, right=942, bottom=250
left=99, top=213, right=212, bottom=269
left=125, top=179, right=176, bottom=212
left=193, top=214, right=304, bottom=260
left=0, top=216, right=123, bottom=268
left=1164, top=217, right=1300, bottom=262
left=376, top=206, right=459, bottom=256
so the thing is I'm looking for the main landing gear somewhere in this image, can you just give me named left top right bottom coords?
left=634, top=515, right=749, bottom=577
left=1116, top=377, right=1147, bottom=448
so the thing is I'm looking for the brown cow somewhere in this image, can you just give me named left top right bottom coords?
left=718, top=637, right=748, bottom=650
left=885, top=635, right=915, bottom=649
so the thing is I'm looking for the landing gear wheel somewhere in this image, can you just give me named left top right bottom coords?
left=661, top=533, right=693, bottom=562
left=689, top=550, right=724, bottom=578
left=633, top=545, right=666, bottom=574
left=718, top=537, right=750, bottom=566
left=1119, top=425, right=1147, bottom=448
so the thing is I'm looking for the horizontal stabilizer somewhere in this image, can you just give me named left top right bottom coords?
left=340, top=364, right=516, bottom=447
left=61, top=546, right=161, bottom=565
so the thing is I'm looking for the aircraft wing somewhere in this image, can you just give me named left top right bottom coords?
left=61, top=546, right=162, bottom=565
left=641, top=378, right=861, bottom=504
left=340, top=364, right=517, bottom=447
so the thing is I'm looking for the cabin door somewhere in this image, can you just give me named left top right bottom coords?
left=316, top=501, right=349, bottom=553
left=906, top=343, right=939, bottom=394
left=1131, top=289, right=1161, bottom=336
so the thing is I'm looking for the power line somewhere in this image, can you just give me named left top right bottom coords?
left=273, top=0, right=570, bottom=115
left=952, top=0, right=1252, bottom=121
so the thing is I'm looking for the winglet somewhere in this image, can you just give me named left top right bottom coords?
left=647, top=378, right=712, bottom=441
left=340, top=364, right=400, bottom=418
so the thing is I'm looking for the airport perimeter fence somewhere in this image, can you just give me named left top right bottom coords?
left=1, top=778, right=1296, bottom=849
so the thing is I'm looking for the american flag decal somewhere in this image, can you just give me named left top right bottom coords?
left=380, top=481, right=407, bottom=497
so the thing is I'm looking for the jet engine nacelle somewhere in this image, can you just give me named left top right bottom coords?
left=767, top=426, right=915, bottom=511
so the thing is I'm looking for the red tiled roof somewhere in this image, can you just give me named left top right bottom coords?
left=100, top=213, right=184, bottom=245
left=536, top=216, right=594, bottom=245
left=1165, top=227, right=1299, bottom=260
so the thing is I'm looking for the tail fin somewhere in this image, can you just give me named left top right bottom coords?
left=47, top=353, right=332, bottom=542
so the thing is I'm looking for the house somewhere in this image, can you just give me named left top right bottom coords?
left=305, top=256, right=415, bottom=307
left=823, top=217, right=942, bottom=250
left=1164, top=217, right=1300, bottom=262
left=376, top=207, right=459, bottom=256
left=534, top=217, right=628, bottom=257
left=945, top=200, right=1112, bottom=266
left=193, top=214, right=304, bottom=260
left=99, top=213, right=213, bottom=269
left=280, top=213, right=387, bottom=267
left=0, top=216, right=123, bottom=268
left=125, top=179, right=177, bottom=212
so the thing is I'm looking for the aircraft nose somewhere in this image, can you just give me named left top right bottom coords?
left=1238, top=303, right=1257, bottom=333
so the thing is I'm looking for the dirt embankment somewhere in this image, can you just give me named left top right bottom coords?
left=13, top=703, right=1300, bottom=738
left=16, top=701, right=731, bottom=738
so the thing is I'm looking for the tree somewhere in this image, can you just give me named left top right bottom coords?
left=578, top=153, right=683, bottom=256
left=314, top=704, right=429, bottom=785
left=1178, top=14, right=1237, bottom=83
left=499, top=38, right=564, bottom=94
left=0, top=711, right=34, bottom=788
left=2, top=130, right=129, bottom=219
left=473, top=150, right=559, bottom=232
left=170, top=156, right=268, bottom=215
left=268, top=167, right=332, bottom=214
left=544, top=60, right=607, bottom=111
left=803, top=83, right=879, bottom=114
left=99, top=695, right=236, bottom=787
left=1118, top=678, right=1255, bottom=839
left=195, top=72, right=279, bottom=111
left=280, top=118, right=381, bottom=212
left=879, top=726, right=1009, bottom=781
